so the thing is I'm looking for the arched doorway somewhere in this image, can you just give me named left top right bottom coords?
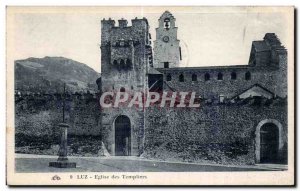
left=114, top=115, right=131, bottom=156
left=260, top=123, right=279, bottom=163
left=255, top=119, right=283, bottom=164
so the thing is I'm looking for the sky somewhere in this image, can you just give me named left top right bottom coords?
left=9, top=7, right=292, bottom=73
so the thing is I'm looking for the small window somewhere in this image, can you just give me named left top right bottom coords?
left=164, top=18, right=170, bottom=29
left=126, top=59, right=131, bottom=66
left=219, top=95, right=225, bottom=103
left=245, top=71, right=251, bottom=80
left=179, top=47, right=182, bottom=60
left=205, top=73, right=210, bottom=81
left=113, top=60, right=118, bottom=65
left=217, top=72, right=223, bottom=80
left=179, top=74, right=184, bottom=82
left=149, top=56, right=153, bottom=66
left=192, top=74, right=197, bottom=81
left=231, top=72, right=237, bottom=80
left=164, top=62, right=169, bottom=68
left=120, top=87, right=125, bottom=92
left=120, top=59, right=125, bottom=69
left=166, top=74, right=171, bottom=81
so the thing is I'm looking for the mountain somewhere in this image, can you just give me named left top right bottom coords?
left=15, top=57, right=100, bottom=94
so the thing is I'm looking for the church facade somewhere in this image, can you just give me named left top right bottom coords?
left=97, top=11, right=288, bottom=164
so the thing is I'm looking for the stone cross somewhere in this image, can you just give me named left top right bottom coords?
left=49, top=83, right=76, bottom=168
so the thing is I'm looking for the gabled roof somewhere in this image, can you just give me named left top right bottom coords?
left=231, top=84, right=276, bottom=100
left=163, top=81, right=176, bottom=92
left=147, top=67, right=162, bottom=75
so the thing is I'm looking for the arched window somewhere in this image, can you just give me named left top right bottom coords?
left=113, top=60, right=118, bottom=65
left=126, top=59, right=131, bottom=66
left=192, top=74, right=197, bottom=81
left=245, top=71, right=251, bottom=80
left=120, top=87, right=125, bottom=92
left=231, top=72, right=237, bottom=80
left=217, top=72, right=223, bottom=80
left=205, top=73, right=210, bottom=81
left=164, top=18, right=170, bottom=29
left=164, top=62, right=169, bottom=68
left=120, top=59, right=125, bottom=69
left=179, top=74, right=184, bottom=82
left=166, top=74, right=171, bottom=81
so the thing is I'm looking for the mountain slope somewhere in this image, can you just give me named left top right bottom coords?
left=15, top=57, right=100, bottom=93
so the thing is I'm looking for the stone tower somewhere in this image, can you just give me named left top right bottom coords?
left=248, top=33, right=287, bottom=97
left=153, top=11, right=182, bottom=68
left=100, top=17, right=152, bottom=156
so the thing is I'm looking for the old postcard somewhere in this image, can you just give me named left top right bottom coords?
left=6, top=6, right=294, bottom=186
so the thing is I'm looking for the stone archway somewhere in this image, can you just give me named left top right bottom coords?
left=114, top=115, right=131, bottom=156
left=255, top=119, right=283, bottom=163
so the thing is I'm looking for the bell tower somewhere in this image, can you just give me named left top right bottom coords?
left=153, top=11, right=182, bottom=68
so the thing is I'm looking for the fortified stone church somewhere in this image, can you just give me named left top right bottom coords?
left=97, top=11, right=287, bottom=163
left=13, top=8, right=289, bottom=166
left=96, top=11, right=288, bottom=164
left=11, top=11, right=264, bottom=168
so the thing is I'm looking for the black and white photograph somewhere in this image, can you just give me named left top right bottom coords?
left=5, top=6, right=295, bottom=186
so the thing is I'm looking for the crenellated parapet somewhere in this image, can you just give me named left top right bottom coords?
left=15, top=91, right=99, bottom=102
left=100, top=16, right=153, bottom=96
left=101, top=17, right=150, bottom=46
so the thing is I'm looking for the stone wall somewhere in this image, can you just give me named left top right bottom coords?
left=15, top=93, right=148, bottom=156
left=143, top=99, right=287, bottom=165
left=15, top=93, right=101, bottom=137
left=157, top=63, right=286, bottom=99
left=15, top=93, right=288, bottom=164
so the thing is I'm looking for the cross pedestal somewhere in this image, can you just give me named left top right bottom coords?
left=49, top=123, right=76, bottom=168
